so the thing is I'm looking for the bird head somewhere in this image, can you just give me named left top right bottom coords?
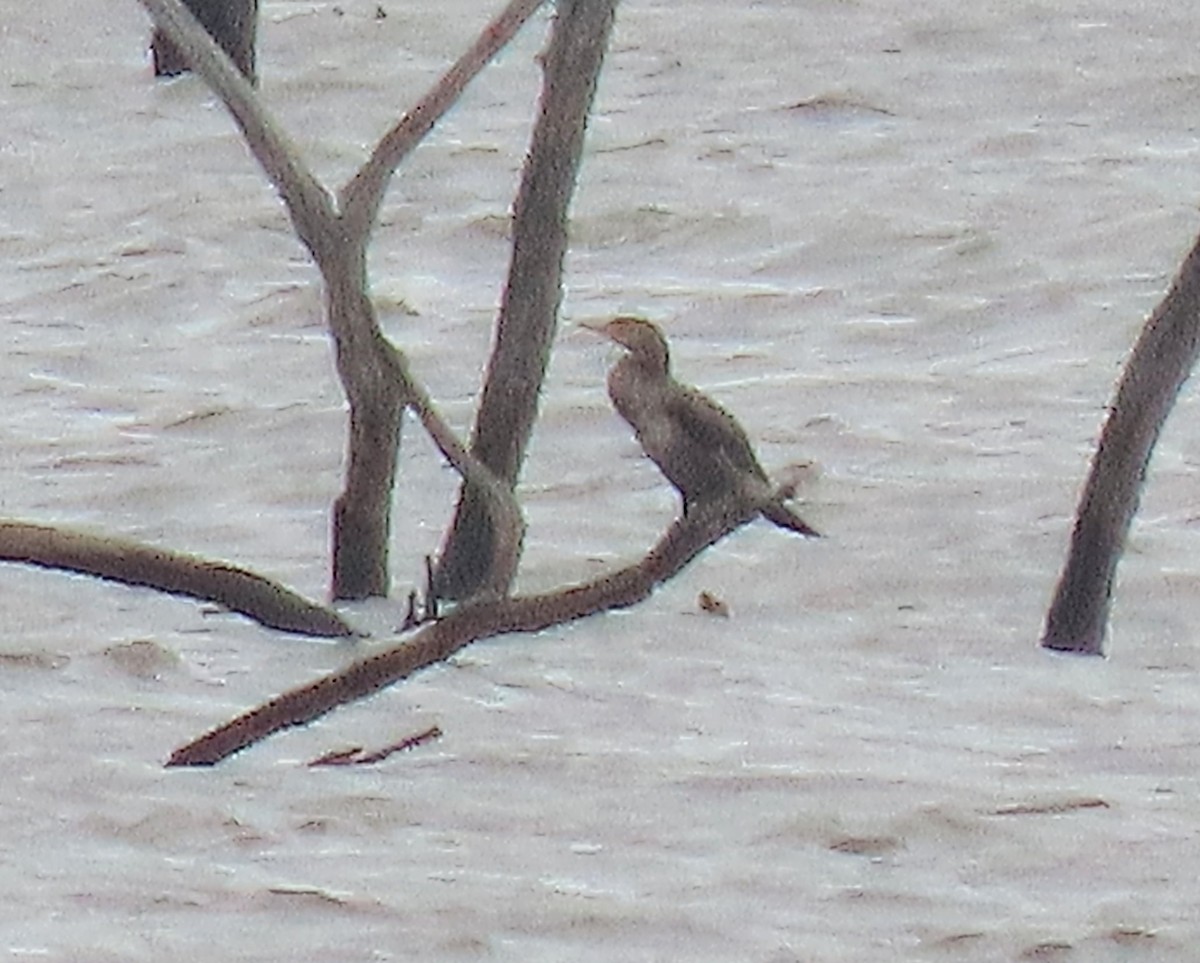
left=584, top=316, right=671, bottom=371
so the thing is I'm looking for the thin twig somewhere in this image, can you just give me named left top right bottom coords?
left=307, top=746, right=364, bottom=767
left=307, top=725, right=442, bottom=766
left=423, top=555, right=439, bottom=621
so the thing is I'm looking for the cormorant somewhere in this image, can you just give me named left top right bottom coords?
left=587, top=316, right=819, bottom=537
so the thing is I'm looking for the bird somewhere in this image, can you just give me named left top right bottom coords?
left=586, top=316, right=820, bottom=537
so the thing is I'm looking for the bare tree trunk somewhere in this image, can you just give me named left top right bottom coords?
left=435, top=0, right=621, bottom=600
left=324, top=249, right=410, bottom=599
left=152, top=0, right=259, bottom=83
left=1042, top=233, right=1200, bottom=655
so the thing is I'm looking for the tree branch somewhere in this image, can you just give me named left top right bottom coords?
left=381, top=342, right=526, bottom=598
left=140, top=0, right=546, bottom=599
left=138, top=0, right=338, bottom=262
left=0, top=521, right=353, bottom=637
left=339, top=0, right=549, bottom=237
left=166, top=498, right=759, bottom=766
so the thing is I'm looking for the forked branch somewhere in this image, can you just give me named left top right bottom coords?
left=167, top=498, right=758, bottom=766
left=340, top=0, right=549, bottom=237
left=138, top=0, right=541, bottom=598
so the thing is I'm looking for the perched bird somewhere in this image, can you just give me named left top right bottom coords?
left=587, top=316, right=819, bottom=537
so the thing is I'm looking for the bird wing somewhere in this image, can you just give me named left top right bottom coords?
left=666, top=383, right=770, bottom=483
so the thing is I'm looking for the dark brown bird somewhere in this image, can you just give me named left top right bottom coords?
left=587, top=316, right=819, bottom=537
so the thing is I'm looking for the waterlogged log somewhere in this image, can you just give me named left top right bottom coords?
left=0, top=521, right=352, bottom=637
left=167, top=497, right=762, bottom=766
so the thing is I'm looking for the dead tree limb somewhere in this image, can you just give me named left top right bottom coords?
left=0, top=521, right=352, bottom=637
left=167, top=498, right=758, bottom=766
left=139, top=0, right=338, bottom=261
left=138, top=0, right=539, bottom=599
left=436, top=0, right=621, bottom=599
left=1042, top=233, right=1200, bottom=655
left=340, top=0, right=548, bottom=239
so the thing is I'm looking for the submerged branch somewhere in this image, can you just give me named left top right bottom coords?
left=0, top=521, right=353, bottom=637
left=167, top=498, right=759, bottom=766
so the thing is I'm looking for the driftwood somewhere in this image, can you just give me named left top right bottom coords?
left=167, top=497, right=761, bottom=766
left=1042, top=232, right=1200, bottom=655
left=436, top=0, right=622, bottom=599
left=0, top=521, right=352, bottom=637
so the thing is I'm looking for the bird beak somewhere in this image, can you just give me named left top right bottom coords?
left=579, top=319, right=614, bottom=339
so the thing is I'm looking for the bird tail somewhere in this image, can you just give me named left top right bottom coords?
left=761, top=500, right=821, bottom=538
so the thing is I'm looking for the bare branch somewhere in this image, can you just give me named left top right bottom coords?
left=166, top=498, right=759, bottom=766
left=137, top=0, right=338, bottom=260
left=141, top=0, right=546, bottom=598
left=381, top=342, right=525, bottom=596
left=339, top=0, right=549, bottom=237
left=0, top=521, right=353, bottom=637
